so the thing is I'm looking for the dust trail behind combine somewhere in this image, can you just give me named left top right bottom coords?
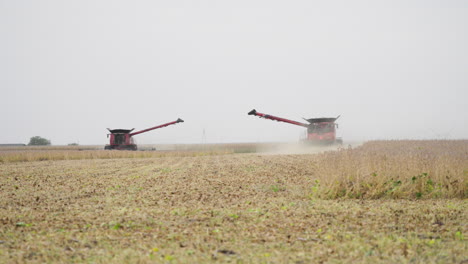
left=136, top=141, right=364, bottom=155
left=257, top=141, right=364, bottom=155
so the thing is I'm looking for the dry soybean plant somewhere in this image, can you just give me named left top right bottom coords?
left=308, top=140, right=468, bottom=199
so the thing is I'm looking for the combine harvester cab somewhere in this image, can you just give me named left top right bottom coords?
left=305, top=117, right=342, bottom=145
left=105, top=118, right=184, bottom=150
left=248, top=109, right=342, bottom=145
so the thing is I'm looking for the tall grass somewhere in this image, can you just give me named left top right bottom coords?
left=310, top=140, right=468, bottom=199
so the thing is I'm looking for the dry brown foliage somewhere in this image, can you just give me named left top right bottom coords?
left=312, top=140, right=468, bottom=199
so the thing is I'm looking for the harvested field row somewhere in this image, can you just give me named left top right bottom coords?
left=0, top=143, right=275, bottom=163
left=0, top=150, right=235, bottom=163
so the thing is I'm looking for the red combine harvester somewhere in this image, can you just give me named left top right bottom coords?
left=105, top=118, right=184, bottom=150
left=248, top=109, right=342, bottom=145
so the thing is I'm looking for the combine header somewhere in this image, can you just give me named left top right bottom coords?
left=105, top=118, right=184, bottom=150
left=248, top=109, right=342, bottom=145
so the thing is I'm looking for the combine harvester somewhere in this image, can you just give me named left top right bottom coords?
left=248, top=109, right=342, bottom=145
left=105, top=118, right=184, bottom=150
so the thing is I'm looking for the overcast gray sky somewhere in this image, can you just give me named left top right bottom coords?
left=1, top=0, right=467, bottom=145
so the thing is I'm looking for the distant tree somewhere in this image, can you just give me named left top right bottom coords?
left=68, top=143, right=79, bottom=146
left=28, top=136, right=51, bottom=146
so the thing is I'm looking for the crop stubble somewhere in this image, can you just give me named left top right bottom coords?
left=0, top=140, right=467, bottom=263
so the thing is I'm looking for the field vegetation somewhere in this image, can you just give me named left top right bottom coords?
left=0, top=140, right=466, bottom=263
left=0, top=143, right=272, bottom=163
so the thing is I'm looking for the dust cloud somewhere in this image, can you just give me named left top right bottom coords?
left=257, top=141, right=364, bottom=155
